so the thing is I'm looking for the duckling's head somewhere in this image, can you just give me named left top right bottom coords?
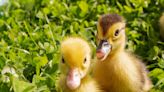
left=96, top=14, right=126, bottom=61
left=60, top=37, right=91, bottom=90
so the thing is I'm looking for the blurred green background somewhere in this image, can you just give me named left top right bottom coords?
left=0, top=0, right=164, bottom=92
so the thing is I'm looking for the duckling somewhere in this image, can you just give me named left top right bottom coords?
left=59, top=37, right=102, bottom=92
left=93, top=14, right=152, bottom=92
left=159, top=13, right=164, bottom=40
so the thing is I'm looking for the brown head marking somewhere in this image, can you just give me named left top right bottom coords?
left=99, top=14, right=123, bottom=35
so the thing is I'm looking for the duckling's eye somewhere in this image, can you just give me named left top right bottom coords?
left=114, top=29, right=120, bottom=36
left=83, top=58, right=87, bottom=64
left=62, top=57, right=65, bottom=63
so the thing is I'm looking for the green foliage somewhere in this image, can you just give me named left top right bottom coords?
left=0, top=0, right=164, bottom=91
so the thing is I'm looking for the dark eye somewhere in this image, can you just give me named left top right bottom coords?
left=115, top=29, right=120, bottom=36
left=62, top=57, right=65, bottom=63
left=84, top=58, right=87, bottom=64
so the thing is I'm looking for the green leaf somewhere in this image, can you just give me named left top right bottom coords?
left=34, top=55, right=48, bottom=67
left=12, top=77, right=36, bottom=92
left=20, top=0, right=35, bottom=10
left=36, top=11, right=44, bottom=19
left=0, top=19, right=4, bottom=27
left=43, top=7, right=50, bottom=15
left=158, top=59, right=164, bottom=69
left=0, top=83, right=10, bottom=92
left=34, top=55, right=48, bottom=75
left=124, top=5, right=132, bottom=13
left=78, top=1, right=88, bottom=16
left=116, top=2, right=123, bottom=10
left=149, top=68, right=164, bottom=80
left=0, top=56, right=5, bottom=69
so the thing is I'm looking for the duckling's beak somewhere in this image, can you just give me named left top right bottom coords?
left=96, top=40, right=111, bottom=61
left=66, top=68, right=81, bottom=90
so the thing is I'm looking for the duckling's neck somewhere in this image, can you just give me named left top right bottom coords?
left=81, top=75, right=91, bottom=83
left=109, top=46, right=125, bottom=57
